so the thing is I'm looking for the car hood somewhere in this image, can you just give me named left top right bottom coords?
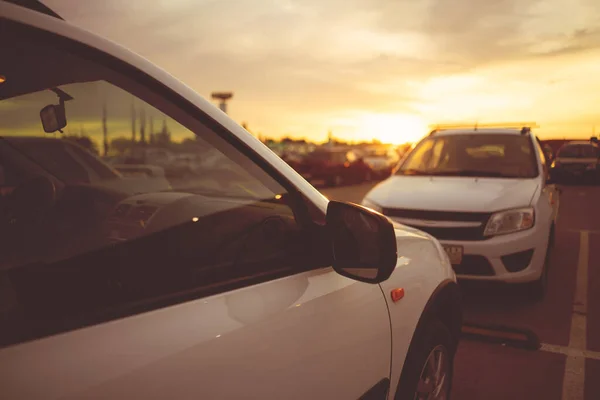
left=365, top=176, right=539, bottom=212
left=96, top=176, right=172, bottom=194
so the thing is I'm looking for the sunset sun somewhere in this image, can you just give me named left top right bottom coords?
left=356, top=113, right=429, bottom=145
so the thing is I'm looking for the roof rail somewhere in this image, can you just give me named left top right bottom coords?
left=3, top=0, right=64, bottom=20
left=429, top=122, right=539, bottom=136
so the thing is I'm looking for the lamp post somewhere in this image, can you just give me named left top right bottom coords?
left=211, top=92, right=233, bottom=114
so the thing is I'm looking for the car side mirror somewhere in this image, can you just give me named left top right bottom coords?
left=326, top=201, right=397, bottom=284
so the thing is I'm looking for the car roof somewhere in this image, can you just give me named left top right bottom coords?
left=0, top=1, right=330, bottom=212
left=431, top=128, right=527, bottom=137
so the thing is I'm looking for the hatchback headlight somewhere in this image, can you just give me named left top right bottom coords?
left=361, top=198, right=383, bottom=214
left=484, top=207, right=535, bottom=237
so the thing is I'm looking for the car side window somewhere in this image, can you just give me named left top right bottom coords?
left=0, top=22, right=328, bottom=347
left=403, top=138, right=435, bottom=170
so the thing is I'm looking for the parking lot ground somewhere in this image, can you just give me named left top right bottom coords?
left=453, top=340, right=566, bottom=400
left=322, top=182, right=600, bottom=399
left=587, top=232, right=600, bottom=353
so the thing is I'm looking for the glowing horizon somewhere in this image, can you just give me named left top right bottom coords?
left=27, top=1, right=600, bottom=144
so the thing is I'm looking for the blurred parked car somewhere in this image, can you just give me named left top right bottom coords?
left=550, top=140, right=600, bottom=184
left=362, top=146, right=401, bottom=178
left=295, top=148, right=374, bottom=186
left=0, top=137, right=171, bottom=195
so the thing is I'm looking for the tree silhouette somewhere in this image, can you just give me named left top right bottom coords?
left=110, top=137, right=132, bottom=154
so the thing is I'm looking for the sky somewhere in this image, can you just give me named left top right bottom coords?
left=31, top=0, right=600, bottom=143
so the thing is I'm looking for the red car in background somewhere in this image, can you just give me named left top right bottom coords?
left=293, top=148, right=374, bottom=187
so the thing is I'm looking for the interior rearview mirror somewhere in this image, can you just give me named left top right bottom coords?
left=326, top=201, right=397, bottom=284
left=40, top=87, right=73, bottom=134
left=40, top=103, right=67, bottom=133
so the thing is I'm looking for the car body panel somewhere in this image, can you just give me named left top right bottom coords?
left=380, top=227, right=456, bottom=395
left=0, top=268, right=391, bottom=399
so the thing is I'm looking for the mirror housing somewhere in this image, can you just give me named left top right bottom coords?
left=326, top=201, right=397, bottom=284
left=40, top=103, right=67, bottom=133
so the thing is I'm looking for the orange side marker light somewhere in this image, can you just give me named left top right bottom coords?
left=391, top=288, right=405, bottom=302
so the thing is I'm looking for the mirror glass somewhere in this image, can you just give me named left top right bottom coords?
left=40, top=104, right=66, bottom=133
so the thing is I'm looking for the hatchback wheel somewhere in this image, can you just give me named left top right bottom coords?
left=415, top=344, right=451, bottom=399
left=395, top=319, right=455, bottom=400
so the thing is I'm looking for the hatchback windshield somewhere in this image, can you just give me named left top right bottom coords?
left=396, top=133, right=538, bottom=178
left=558, top=144, right=599, bottom=158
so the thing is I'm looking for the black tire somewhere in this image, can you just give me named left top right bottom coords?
left=395, top=319, right=456, bottom=400
left=527, top=267, right=548, bottom=301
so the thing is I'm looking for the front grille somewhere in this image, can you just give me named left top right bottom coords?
left=453, top=255, right=495, bottom=276
left=414, top=226, right=487, bottom=241
left=382, top=208, right=491, bottom=241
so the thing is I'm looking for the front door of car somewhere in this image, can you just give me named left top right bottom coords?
left=0, top=19, right=392, bottom=400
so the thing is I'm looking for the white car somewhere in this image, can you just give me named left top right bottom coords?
left=0, top=2, right=460, bottom=399
left=363, top=126, right=559, bottom=299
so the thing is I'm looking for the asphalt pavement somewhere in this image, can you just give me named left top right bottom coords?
left=321, top=181, right=600, bottom=400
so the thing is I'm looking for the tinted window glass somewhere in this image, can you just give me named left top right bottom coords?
left=0, top=24, right=325, bottom=347
left=558, top=144, right=599, bottom=158
left=397, top=134, right=538, bottom=178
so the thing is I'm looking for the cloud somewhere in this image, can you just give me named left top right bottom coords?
left=39, top=0, right=600, bottom=139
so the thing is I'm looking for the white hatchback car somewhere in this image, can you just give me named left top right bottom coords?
left=363, top=126, right=559, bottom=299
left=0, top=2, right=460, bottom=399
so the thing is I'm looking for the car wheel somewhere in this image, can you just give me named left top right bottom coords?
left=395, top=319, right=455, bottom=400
left=527, top=228, right=553, bottom=301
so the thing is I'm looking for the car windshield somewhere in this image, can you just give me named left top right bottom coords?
left=396, top=133, right=538, bottom=178
left=558, top=144, right=599, bottom=158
